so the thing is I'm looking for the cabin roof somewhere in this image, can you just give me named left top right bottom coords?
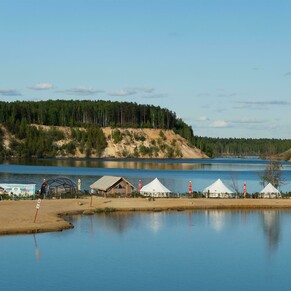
left=90, top=176, right=135, bottom=191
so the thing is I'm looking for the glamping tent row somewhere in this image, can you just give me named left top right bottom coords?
left=202, top=179, right=281, bottom=198
left=89, top=176, right=282, bottom=199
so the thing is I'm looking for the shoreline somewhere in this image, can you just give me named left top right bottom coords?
left=2, top=197, right=291, bottom=236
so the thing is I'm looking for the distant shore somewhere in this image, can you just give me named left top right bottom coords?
left=2, top=197, right=291, bottom=236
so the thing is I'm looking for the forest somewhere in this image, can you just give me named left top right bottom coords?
left=0, top=100, right=193, bottom=159
left=0, top=99, right=291, bottom=159
left=0, top=99, right=193, bottom=140
left=192, top=136, right=291, bottom=158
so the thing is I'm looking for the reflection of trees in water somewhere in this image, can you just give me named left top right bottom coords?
left=103, top=212, right=166, bottom=234
left=95, top=212, right=170, bottom=234
left=38, top=159, right=203, bottom=171
left=69, top=212, right=165, bottom=235
left=261, top=210, right=280, bottom=252
left=97, top=213, right=140, bottom=234
left=206, top=209, right=281, bottom=253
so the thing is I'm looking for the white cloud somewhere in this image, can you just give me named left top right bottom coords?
left=108, top=89, right=137, bottom=96
left=238, top=100, right=290, bottom=105
left=0, top=88, right=21, bottom=96
left=108, top=87, right=155, bottom=96
left=195, top=116, right=209, bottom=121
left=29, top=83, right=54, bottom=90
left=141, top=94, right=166, bottom=99
left=216, top=93, right=236, bottom=98
left=210, top=120, right=229, bottom=128
left=231, top=118, right=265, bottom=124
left=56, top=88, right=104, bottom=95
left=130, top=87, right=155, bottom=93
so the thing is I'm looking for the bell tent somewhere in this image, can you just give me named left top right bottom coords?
left=259, top=183, right=281, bottom=198
left=140, top=178, right=171, bottom=198
left=203, top=179, right=233, bottom=198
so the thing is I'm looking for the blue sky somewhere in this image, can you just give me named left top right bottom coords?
left=1, top=0, right=290, bottom=138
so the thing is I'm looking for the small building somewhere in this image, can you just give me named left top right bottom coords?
left=0, top=182, right=36, bottom=197
left=90, top=176, right=135, bottom=197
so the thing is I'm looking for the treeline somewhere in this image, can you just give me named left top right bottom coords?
left=0, top=100, right=194, bottom=141
left=193, top=136, right=291, bottom=158
left=1, top=100, right=291, bottom=159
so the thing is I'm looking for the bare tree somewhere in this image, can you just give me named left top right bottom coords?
left=259, top=158, right=285, bottom=189
left=228, top=171, right=240, bottom=196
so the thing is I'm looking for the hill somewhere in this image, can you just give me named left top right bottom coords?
left=0, top=124, right=207, bottom=159
left=101, top=127, right=207, bottom=158
left=0, top=99, right=210, bottom=159
left=275, top=148, right=291, bottom=162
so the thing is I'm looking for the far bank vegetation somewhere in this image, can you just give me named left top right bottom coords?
left=1, top=100, right=291, bottom=160
left=0, top=100, right=205, bottom=159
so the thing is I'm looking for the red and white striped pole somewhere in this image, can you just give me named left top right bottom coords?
left=188, top=181, right=192, bottom=194
left=243, top=182, right=247, bottom=198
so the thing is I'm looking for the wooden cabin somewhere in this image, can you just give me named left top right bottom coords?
left=90, top=176, right=135, bottom=197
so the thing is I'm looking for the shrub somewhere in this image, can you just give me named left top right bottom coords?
left=112, top=129, right=123, bottom=143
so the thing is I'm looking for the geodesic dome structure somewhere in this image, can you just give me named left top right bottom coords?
left=40, top=176, right=78, bottom=197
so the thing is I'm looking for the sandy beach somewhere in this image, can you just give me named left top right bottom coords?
left=1, top=197, right=291, bottom=236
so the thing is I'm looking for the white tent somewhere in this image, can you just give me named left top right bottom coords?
left=260, top=183, right=281, bottom=198
left=203, top=179, right=233, bottom=198
left=140, top=178, right=171, bottom=198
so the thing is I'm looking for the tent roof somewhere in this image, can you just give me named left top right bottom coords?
left=203, top=179, right=233, bottom=194
left=260, top=183, right=280, bottom=194
left=140, top=178, right=171, bottom=194
left=90, top=176, right=135, bottom=191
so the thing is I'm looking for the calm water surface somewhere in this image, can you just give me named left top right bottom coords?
left=1, top=158, right=291, bottom=193
left=1, top=210, right=291, bottom=291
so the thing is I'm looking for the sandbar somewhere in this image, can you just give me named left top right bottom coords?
left=1, top=197, right=291, bottom=236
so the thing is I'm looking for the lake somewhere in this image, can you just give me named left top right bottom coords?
left=0, top=158, right=291, bottom=193
left=1, top=210, right=291, bottom=291
left=1, top=158, right=291, bottom=290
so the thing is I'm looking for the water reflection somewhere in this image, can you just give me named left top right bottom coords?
left=2, top=209, right=291, bottom=291
left=70, top=209, right=284, bottom=256
left=205, top=210, right=226, bottom=232
left=261, top=210, right=281, bottom=252
left=33, top=234, right=41, bottom=261
left=71, top=213, right=139, bottom=235
left=147, top=212, right=164, bottom=233
left=3, top=157, right=281, bottom=171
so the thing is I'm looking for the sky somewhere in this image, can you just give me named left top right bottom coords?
left=0, top=0, right=291, bottom=139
